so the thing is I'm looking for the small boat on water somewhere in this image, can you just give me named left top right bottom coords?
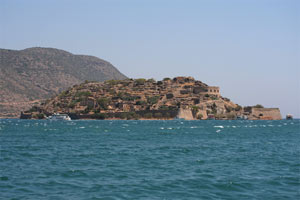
left=286, top=114, right=293, bottom=120
left=47, top=113, right=71, bottom=121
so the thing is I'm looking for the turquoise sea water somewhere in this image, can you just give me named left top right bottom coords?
left=0, top=119, right=299, bottom=200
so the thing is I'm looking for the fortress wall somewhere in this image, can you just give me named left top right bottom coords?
left=197, top=110, right=208, bottom=120
left=177, top=108, right=194, bottom=120
left=251, top=108, right=282, bottom=120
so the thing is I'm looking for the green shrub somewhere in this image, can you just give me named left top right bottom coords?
left=147, top=78, right=155, bottom=83
left=212, top=103, right=217, bottom=114
left=97, top=98, right=110, bottom=110
left=108, top=89, right=116, bottom=95
left=164, top=113, right=171, bottom=118
left=117, top=92, right=124, bottom=98
left=197, top=114, right=203, bottom=120
left=115, top=112, right=140, bottom=120
left=253, top=104, right=264, bottom=108
left=191, top=105, right=199, bottom=112
left=122, top=95, right=139, bottom=101
left=159, top=105, right=169, bottom=110
left=121, top=81, right=130, bottom=86
left=68, top=101, right=77, bottom=108
left=168, top=106, right=177, bottom=110
left=119, top=113, right=127, bottom=119
left=106, top=80, right=120, bottom=85
left=235, top=105, right=242, bottom=111
left=144, top=113, right=153, bottom=119
left=92, top=113, right=107, bottom=120
left=35, top=113, right=44, bottom=119
left=87, top=104, right=94, bottom=111
left=147, top=96, right=159, bottom=105
left=133, top=114, right=141, bottom=120
left=28, top=106, right=39, bottom=112
left=125, top=112, right=134, bottom=120
left=59, top=91, right=70, bottom=98
left=75, top=91, right=91, bottom=97
left=191, top=106, right=200, bottom=117
left=82, top=107, right=90, bottom=114
left=135, top=78, right=146, bottom=85
left=211, top=96, right=218, bottom=100
left=126, top=114, right=133, bottom=120
left=154, top=113, right=163, bottom=118
left=136, top=100, right=146, bottom=105
left=163, top=77, right=171, bottom=81
left=94, top=108, right=100, bottom=113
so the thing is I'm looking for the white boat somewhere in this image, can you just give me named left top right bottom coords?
left=47, top=113, right=71, bottom=121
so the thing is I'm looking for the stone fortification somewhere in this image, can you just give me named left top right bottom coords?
left=21, top=76, right=281, bottom=120
left=177, top=108, right=194, bottom=120
left=248, top=108, right=282, bottom=120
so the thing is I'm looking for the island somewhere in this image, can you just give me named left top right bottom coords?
left=20, top=77, right=282, bottom=120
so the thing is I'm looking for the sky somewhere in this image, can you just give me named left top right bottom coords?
left=1, top=0, right=299, bottom=117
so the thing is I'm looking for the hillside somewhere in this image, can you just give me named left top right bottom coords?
left=0, top=47, right=127, bottom=117
left=21, top=77, right=244, bottom=120
left=22, top=76, right=282, bottom=120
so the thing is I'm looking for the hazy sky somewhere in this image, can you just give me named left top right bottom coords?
left=1, top=0, right=299, bottom=117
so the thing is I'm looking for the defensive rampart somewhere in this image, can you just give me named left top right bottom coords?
left=249, top=108, right=282, bottom=120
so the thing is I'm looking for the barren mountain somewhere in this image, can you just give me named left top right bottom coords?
left=0, top=47, right=127, bottom=117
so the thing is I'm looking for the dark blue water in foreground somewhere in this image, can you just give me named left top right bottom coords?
left=0, top=119, right=299, bottom=200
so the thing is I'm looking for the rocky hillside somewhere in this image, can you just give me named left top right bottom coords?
left=0, top=47, right=127, bottom=117
left=22, top=77, right=248, bottom=120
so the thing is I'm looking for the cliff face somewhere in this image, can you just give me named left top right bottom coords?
left=22, top=76, right=250, bottom=120
left=0, top=47, right=127, bottom=117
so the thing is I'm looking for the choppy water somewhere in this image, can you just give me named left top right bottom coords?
left=0, top=119, right=299, bottom=200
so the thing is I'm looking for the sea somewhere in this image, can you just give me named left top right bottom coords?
left=0, top=119, right=299, bottom=200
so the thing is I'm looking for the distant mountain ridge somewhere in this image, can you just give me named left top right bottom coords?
left=0, top=47, right=127, bottom=117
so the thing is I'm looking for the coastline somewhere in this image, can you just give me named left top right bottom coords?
left=4, top=116, right=288, bottom=121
